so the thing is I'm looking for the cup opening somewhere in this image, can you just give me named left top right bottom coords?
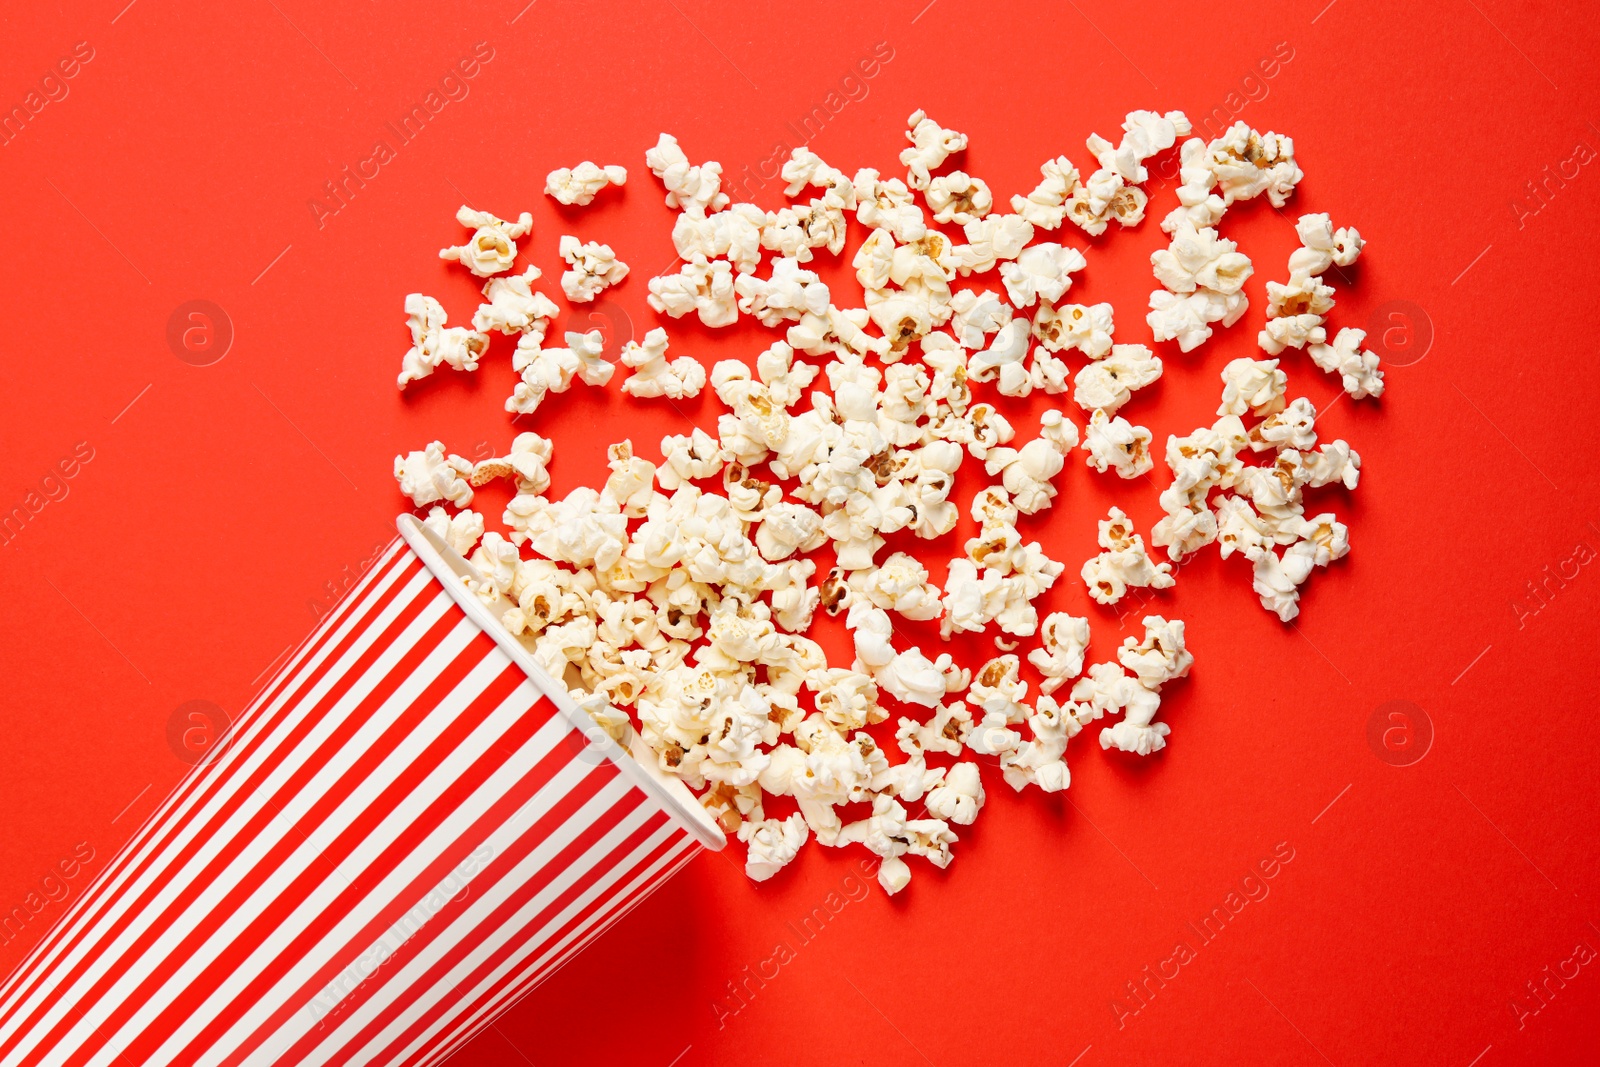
left=396, top=514, right=726, bottom=851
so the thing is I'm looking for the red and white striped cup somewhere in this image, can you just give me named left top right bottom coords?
left=0, top=515, right=724, bottom=1067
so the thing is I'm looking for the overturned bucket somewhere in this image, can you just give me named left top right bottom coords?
left=0, top=515, right=723, bottom=1067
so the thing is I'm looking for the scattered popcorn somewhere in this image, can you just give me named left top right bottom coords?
left=506, top=329, right=612, bottom=416
left=388, top=112, right=1384, bottom=889
left=558, top=235, right=630, bottom=303
left=901, top=109, right=968, bottom=190
left=1307, top=327, right=1385, bottom=399
left=925, top=171, right=993, bottom=225
left=1029, top=612, right=1090, bottom=694
left=739, top=813, right=809, bottom=881
left=1081, top=507, right=1174, bottom=605
left=1081, top=408, right=1154, bottom=478
left=1217, top=357, right=1287, bottom=417
left=545, top=162, right=628, bottom=206
left=394, top=441, right=474, bottom=508
left=619, top=327, right=706, bottom=399
left=1000, top=243, right=1087, bottom=308
left=398, top=293, right=489, bottom=389
left=471, top=431, right=555, bottom=495
left=648, top=253, right=737, bottom=327
left=472, top=266, right=560, bottom=338
left=1011, top=157, right=1080, bottom=230
left=422, top=505, right=485, bottom=557
left=645, top=133, right=729, bottom=215
left=1073, top=344, right=1163, bottom=414
left=439, top=205, right=532, bottom=277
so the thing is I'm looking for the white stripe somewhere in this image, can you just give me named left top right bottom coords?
left=247, top=758, right=615, bottom=1066
left=299, top=779, right=641, bottom=1067
left=182, top=696, right=571, bottom=1067
left=433, top=835, right=696, bottom=1064
left=80, top=642, right=511, bottom=1067
left=410, top=829, right=691, bottom=1066
left=0, top=563, right=436, bottom=1054
left=0, top=549, right=418, bottom=1027
left=16, top=595, right=462, bottom=1066
left=403, top=826, right=691, bottom=1067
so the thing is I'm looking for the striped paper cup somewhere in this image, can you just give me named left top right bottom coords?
left=0, top=514, right=724, bottom=1067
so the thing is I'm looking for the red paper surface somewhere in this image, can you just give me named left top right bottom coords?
left=2, top=1, right=1597, bottom=1064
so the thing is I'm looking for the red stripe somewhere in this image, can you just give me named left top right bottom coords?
left=98, top=655, right=535, bottom=1067
left=0, top=533, right=710, bottom=1067
left=0, top=581, right=456, bottom=1065
left=359, top=797, right=663, bottom=1067
left=209, top=691, right=585, bottom=1067
left=410, top=826, right=691, bottom=1067
left=0, top=556, right=432, bottom=1062
left=277, top=754, right=622, bottom=1065
left=0, top=550, right=421, bottom=1028
left=50, top=606, right=481, bottom=1067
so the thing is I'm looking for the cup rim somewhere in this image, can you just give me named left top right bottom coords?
left=396, top=514, right=726, bottom=851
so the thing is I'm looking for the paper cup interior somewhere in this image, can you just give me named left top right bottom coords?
left=397, top=514, right=726, bottom=851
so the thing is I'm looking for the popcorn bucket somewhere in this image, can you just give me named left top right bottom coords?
left=0, top=515, right=724, bottom=1067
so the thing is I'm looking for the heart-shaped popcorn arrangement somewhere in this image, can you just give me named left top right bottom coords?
left=392, top=109, right=1379, bottom=894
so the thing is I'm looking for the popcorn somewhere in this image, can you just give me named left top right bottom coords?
left=620, top=327, right=706, bottom=399
left=1034, top=300, right=1113, bottom=358
left=1029, top=612, right=1090, bottom=695
left=735, top=257, right=830, bottom=326
left=1000, top=695, right=1076, bottom=792
left=1307, top=327, right=1385, bottom=399
left=763, top=191, right=850, bottom=263
left=1304, top=440, right=1361, bottom=489
left=1072, top=660, right=1169, bottom=755
left=1000, top=243, right=1087, bottom=308
left=471, top=431, right=554, bottom=495
left=1081, top=408, right=1153, bottom=478
left=397, top=294, right=490, bottom=389
left=1289, top=212, right=1363, bottom=275
left=394, top=441, right=474, bottom=508
left=782, top=146, right=852, bottom=199
left=901, top=109, right=968, bottom=190
left=648, top=253, right=738, bottom=327
left=545, top=162, right=628, bottom=206
left=439, top=205, right=533, bottom=277
left=388, top=113, right=1383, bottom=890
left=739, top=813, right=809, bottom=881
left=1081, top=507, right=1174, bottom=605
left=472, top=266, right=560, bottom=338
left=422, top=505, right=485, bottom=557
left=1117, top=615, right=1192, bottom=688
left=1249, top=397, right=1318, bottom=453
left=1011, top=157, right=1080, bottom=230
left=925, top=171, right=993, bottom=225
left=925, top=762, right=984, bottom=825
left=558, top=235, right=630, bottom=303
left=954, top=214, right=1035, bottom=275
left=507, top=329, right=612, bottom=415
left=645, top=133, right=729, bottom=215
left=670, top=203, right=765, bottom=274
left=1147, top=288, right=1247, bottom=352
left=1069, top=110, right=1190, bottom=236
left=755, top=501, right=826, bottom=561
left=983, top=433, right=1070, bottom=514
left=1217, top=357, right=1287, bottom=417
left=968, top=316, right=1033, bottom=396
left=848, top=601, right=967, bottom=708
left=1073, top=344, right=1163, bottom=414
left=849, top=552, right=942, bottom=620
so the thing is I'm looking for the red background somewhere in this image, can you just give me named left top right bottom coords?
left=3, top=1, right=1598, bottom=1064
